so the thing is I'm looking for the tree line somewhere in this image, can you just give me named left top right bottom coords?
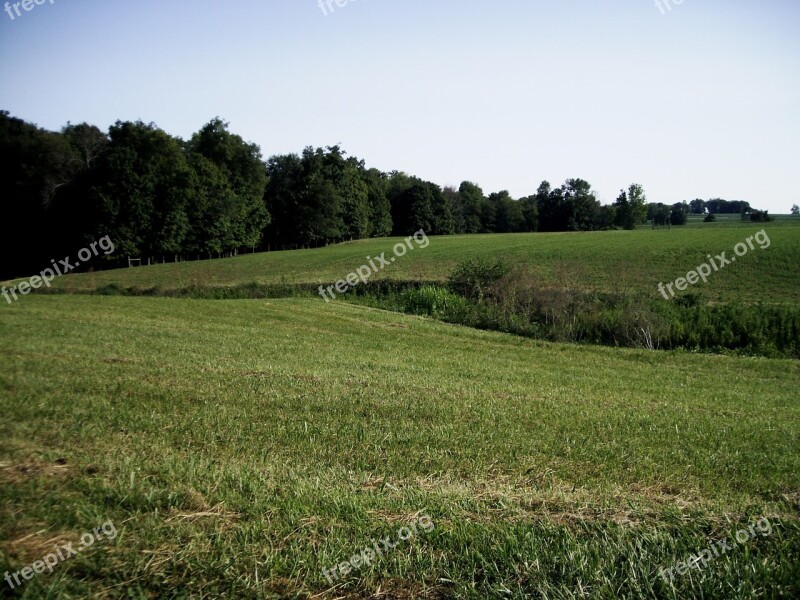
left=0, top=111, right=767, bottom=279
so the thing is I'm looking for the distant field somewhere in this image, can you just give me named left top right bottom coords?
left=684, top=214, right=797, bottom=225
left=15, top=224, right=800, bottom=304
left=1, top=296, right=798, bottom=598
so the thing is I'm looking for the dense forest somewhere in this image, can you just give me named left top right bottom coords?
left=0, top=112, right=768, bottom=278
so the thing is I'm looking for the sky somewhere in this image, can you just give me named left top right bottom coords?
left=1, top=0, right=799, bottom=211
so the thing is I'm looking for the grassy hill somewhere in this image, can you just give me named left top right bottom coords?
left=2, top=224, right=799, bottom=597
left=18, top=223, right=800, bottom=304
left=1, top=295, right=798, bottom=598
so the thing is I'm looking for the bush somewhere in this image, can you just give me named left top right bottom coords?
left=399, top=285, right=468, bottom=319
left=448, top=258, right=510, bottom=300
left=346, top=274, right=800, bottom=359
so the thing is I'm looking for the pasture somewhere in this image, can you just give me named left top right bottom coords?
left=1, top=226, right=799, bottom=598
left=25, top=223, right=800, bottom=305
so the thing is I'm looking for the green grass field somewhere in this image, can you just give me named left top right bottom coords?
left=684, top=214, right=797, bottom=226
left=1, top=295, right=798, bottom=598
left=1, top=227, right=799, bottom=598
left=21, top=224, right=800, bottom=305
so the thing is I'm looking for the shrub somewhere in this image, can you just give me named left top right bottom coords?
left=448, top=258, right=510, bottom=300
left=399, top=285, right=468, bottom=319
left=346, top=274, right=800, bottom=358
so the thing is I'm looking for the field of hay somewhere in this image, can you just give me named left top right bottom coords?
left=1, top=226, right=799, bottom=598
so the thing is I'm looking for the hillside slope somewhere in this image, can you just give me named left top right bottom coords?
left=1, top=296, right=798, bottom=597
left=17, top=226, right=799, bottom=305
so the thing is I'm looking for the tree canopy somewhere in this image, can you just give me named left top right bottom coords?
left=0, top=111, right=771, bottom=279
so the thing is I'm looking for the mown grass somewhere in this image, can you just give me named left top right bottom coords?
left=14, top=224, right=800, bottom=305
left=1, top=296, right=798, bottom=598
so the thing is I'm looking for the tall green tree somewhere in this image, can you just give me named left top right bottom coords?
left=563, top=179, right=600, bottom=231
left=537, top=180, right=599, bottom=232
left=596, top=204, right=617, bottom=229
left=85, top=121, right=194, bottom=258
left=614, top=183, right=647, bottom=229
left=648, top=203, right=671, bottom=226
left=391, top=181, right=436, bottom=234
left=442, top=187, right=464, bottom=233
left=0, top=111, right=80, bottom=277
left=689, top=198, right=706, bottom=214
left=627, top=183, right=648, bottom=228
left=489, top=191, right=525, bottom=232
left=188, top=118, right=270, bottom=251
left=458, top=181, right=485, bottom=233
left=430, top=182, right=455, bottom=234
left=519, top=195, right=539, bottom=231
left=62, top=122, right=108, bottom=170
left=614, top=190, right=631, bottom=229
left=267, top=148, right=342, bottom=246
left=363, top=168, right=393, bottom=237
left=322, top=147, right=371, bottom=241
left=536, top=180, right=569, bottom=232
left=185, top=153, right=239, bottom=256
left=670, top=202, right=687, bottom=225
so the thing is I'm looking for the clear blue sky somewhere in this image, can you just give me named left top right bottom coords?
left=1, top=0, right=798, bottom=211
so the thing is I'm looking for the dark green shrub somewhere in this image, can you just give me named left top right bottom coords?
left=399, top=285, right=468, bottom=319
left=448, top=258, right=510, bottom=300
